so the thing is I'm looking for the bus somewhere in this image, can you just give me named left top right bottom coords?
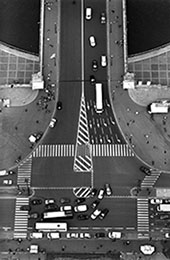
left=35, top=222, right=67, bottom=232
left=95, top=83, right=103, bottom=114
left=43, top=210, right=73, bottom=220
left=157, top=204, right=170, bottom=212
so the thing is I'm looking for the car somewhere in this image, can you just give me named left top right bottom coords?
left=97, top=189, right=105, bottom=200
left=59, top=197, right=71, bottom=204
left=57, top=101, right=62, bottom=110
left=77, top=214, right=89, bottom=220
left=91, top=200, right=100, bottom=209
left=31, top=199, right=42, bottom=205
left=92, top=60, right=98, bottom=72
left=90, top=75, right=96, bottom=85
left=85, top=7, right=92, bottom=20
left=159, top=214, right=170, bottom=220
left=8, top=170, right=16, bottom=175
left=70, top=233, right=79, bottom=238
left=30, top=232, right=43, bottom=239
left=108, top=231, right=121, bottom=239
left=49, top=118, right=57, bottom=128
left=95, top=232, right=105, bottom=238
left=150, top=198, right=163, bottom=204
left=20, top=205, right=31, bottom=211
left=90, top=209, right=102, bottom=220
left=3, top=179, right=13, bottom=185
left=45, top=204, right=58, bottom=211
left=164, top=199, right=170, bottom=204
left=80, top=233, right=91, bottom=239
left=47, top=232, right=60, bottom=239
left=101, top=55, right=107, bottom=67
left=90, top=188, right=97, bottom=197
left=74, top=204, right=88, bottom=212
left=99, top=208, right=109, bottom=220
left=89, top=36, right=96, bottom=47
left=140, top=166, right=151, bottom=175
left=28, top=212, right=39, bottom=219
left=165, top=233, right=170, bottom=238
left=104, top=184, right=112, bottom=196
left=66, top=233, right=71, bottom=239
left=45, top=199, right=55, bottom=205
left=100, top=12, right=106, bottom=24
left=60, top=205, right=72, bottom=211
left=74, top=198, right=86, bottom=204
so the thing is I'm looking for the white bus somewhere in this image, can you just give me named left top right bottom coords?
left=43, top=210, right=73, bottom=220
left=95, top=83, right=103, bottom=114
left=157, top=204, right=170, bottom=212
left=35, top=222, right=67, bottom=232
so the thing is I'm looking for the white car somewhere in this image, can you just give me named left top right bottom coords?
left=80, top=233, right=91, bottom=239
left=108, top=231, right=121, bottom=239
left=74, top=204, right=88, bottom=212
left=105, top=184, right=112, bottom=196
left=90, top=209, right=102, bottom=220
left=47, top=232, right=60, bottom=239
left=97, top=189, right=105, bottom=200
left=165, top=233, right=170, bottom=238
left=85, top=7, right=92, bottom=20
left=101, top=55, right=107, bottom=67
left=150, top=198, right=163, bottom=204
left=3, top=179, right=13, bottom=185
left=60, top=205, right=72, bottom=211
left=89, top=36, right=96, bottom=47
left=45, top=199, right=55, bottom=205
left=70, top=233, right=79, bottom=238
left=100, top=12, right=106, bottom=24
left=49, top=118, right=57, bottom=128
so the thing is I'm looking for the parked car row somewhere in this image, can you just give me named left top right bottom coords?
left=29, top=231, right=121, bottom=240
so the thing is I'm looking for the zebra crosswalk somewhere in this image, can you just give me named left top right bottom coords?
left=17, top=156, right=32, bottom=187
left=92, top=144, right=134, bottom=157
left=141, top=171, right=161, bottom=188
left=33, top=144, right=75, bottom=157
left=137, top=198, right=149, bottom=239
left=73, top=96, right=93, bottom=172
left=14, top=198, right=29, bottom=239
left=73, top=187, right=92, bottom=198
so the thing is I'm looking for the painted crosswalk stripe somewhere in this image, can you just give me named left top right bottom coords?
left=137, top=198, right=149, bottom=239
left=141, top=171, right=161, bottom=188
left=14, top=198, right=29, bottom=239
left=17, top=156, right=32, bottom=186
left=33, top=144, right=75, bottom=157
left=91, top=144, right=135, bottom=157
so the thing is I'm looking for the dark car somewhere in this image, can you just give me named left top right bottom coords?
left=92, top=60, right=98, bottom=72
left=159, top=214, right=170, bottom=220
left=31, top=199, right=42, bottom=205
left=100, top=12, right=106, bottom=24
left=90, top=75, right=96, bottom=85
left=20, top=205, right=31, bottom=211
left=60, top=197, right=71, bottom=204
left=77, top=214, right=89, bottom=220
left=140, top=166, right=151, bottom=175
left=90, top=188, right=97, bottom=197
left=99, top=208, right=109, bottom=220
left=91, top=200, right=100, bottom=209
left=57, top=101, right=62, bottom=110
left=45, top=204, right=59, bottom=211
left=95, top=232, right=105, bottom=238
left=8, top=170, right=16, bottom=175
left=75, top=198, right=86, bottom=204
left=28, top=212, right=39, bottom=219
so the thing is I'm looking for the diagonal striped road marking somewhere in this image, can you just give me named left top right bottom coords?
left=73, top=96, right=93, bottom=172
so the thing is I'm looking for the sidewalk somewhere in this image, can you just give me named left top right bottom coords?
left=108, top=0, right=170, bottom=172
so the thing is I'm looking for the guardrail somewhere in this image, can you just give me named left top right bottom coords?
left=122, top=0, right=128, bottom=73
left=39, top=0, right=45, bottom=76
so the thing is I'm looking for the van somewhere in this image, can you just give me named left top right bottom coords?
left=30, top=232, right=43, bottom=239
left=47, top=232, right=60, bottom=239
left=74, top=204, right=88, bottom=212
left=0, top=170, right=8, bottom=176
left=85, top=7, right=92, bottom=20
